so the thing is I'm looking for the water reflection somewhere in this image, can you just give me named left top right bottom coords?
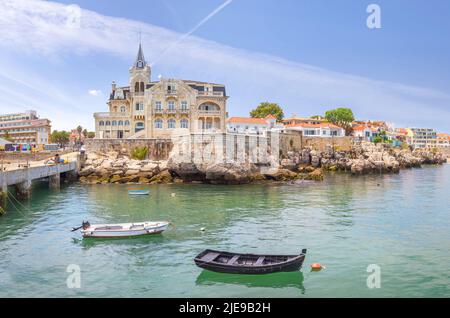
left=72, top=235, right=167, bottom=250
left=196, top=270, right=305, bottom=293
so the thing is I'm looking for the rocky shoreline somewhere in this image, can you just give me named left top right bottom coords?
left=78, top=142, right=446, bottom=185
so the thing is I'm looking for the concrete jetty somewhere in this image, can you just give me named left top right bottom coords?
left=0, top=159, right=80, bottom=214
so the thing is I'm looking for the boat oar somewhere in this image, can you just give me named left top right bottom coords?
left=71, top=225, right=83, bottom=232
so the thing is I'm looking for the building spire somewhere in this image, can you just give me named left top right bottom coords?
left=134, top=41, right=146, bottom=69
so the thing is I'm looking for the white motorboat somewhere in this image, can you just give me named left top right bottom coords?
left=73, top=221, right=170, bottom=238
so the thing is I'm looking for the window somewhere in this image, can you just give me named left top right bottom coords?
left=181, top=101, right=188, bottom=110
left=154, top=119, right=163, bottom=129
left=180, top=119, right=189, bottom=129
left=99, top=121, right=105, bottom=126
left=135, top=122, right=145, bottom=133
left=168, top=101, right=175, bottom=110
left=124, top=120, right=130, bottom=126
left=155, top=101, right=162, bottom=110
left=168, top=119, right=176, bottom=129
left=118, top=120, right=124, bottom=126
left=105, top=121, right=111, bottom=126
left=112, top=121, right=117, bottom=126
left=135, top=102, right=144, bottom=111
left=120, top=106, right=126, bottom=113
left=168, top=84, right=176, bottom=92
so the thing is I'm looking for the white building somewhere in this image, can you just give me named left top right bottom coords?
left=283, top=122, right=345, bottom=137
left=353, top=125, right=378, bottom=140
left=226, top=115, right=280, bottom=135
left=409, top=128, right=437, bottom=149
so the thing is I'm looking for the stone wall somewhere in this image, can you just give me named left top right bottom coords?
left=277, top=130, right=352, bottom=157
left=438, top=147, right=450, bottom=159
left=302, top=136, right=352, bottom=152
left=84, top=138, right=173, bottom=161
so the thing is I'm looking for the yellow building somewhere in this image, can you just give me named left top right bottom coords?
left=94, top=44, right=228, bottom=139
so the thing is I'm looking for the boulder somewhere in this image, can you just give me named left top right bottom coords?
left=79, top=166, right=95, bottom=177
left=138, top=177, right=151, bottom=184
left=110, top=175, right=122, bottom=183
left=304, top=168, right=324, bottom=181
left=204, top=163, right=256, bottom=184
left=264, top=169, right=298, bottom=181
left=124, top=169, right=140, bottom=176
left=149, top=170, right=173, bottom=184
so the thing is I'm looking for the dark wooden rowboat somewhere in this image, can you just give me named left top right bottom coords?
left=194, top=249, right=307, bottom=274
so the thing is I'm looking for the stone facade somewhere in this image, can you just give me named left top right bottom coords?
left=94, top=44, right=228, bottom=139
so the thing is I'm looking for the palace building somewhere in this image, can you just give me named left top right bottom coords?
left=94, top=44, right=228, bottom=139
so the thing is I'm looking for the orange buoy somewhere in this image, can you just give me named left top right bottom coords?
left=311, top=263, right=324, bottom=271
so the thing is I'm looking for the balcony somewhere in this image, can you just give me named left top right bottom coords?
left=94, top=112, right=130, bottom=118
left=197, top=91, right=224, bottom=97
left=198, top=110, right=221, bottom=116
left=166, top=90, right=177, bottom=95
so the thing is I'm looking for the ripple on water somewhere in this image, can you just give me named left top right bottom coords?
left=0, top=167, right=449, bottom=297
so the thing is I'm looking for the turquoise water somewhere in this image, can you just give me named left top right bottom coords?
left=0, top=164, right=449, bottom=297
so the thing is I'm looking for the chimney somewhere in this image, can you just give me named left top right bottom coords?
left=112, top=81, right=116, bottom=91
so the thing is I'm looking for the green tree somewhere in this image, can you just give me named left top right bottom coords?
left=82, top=129, right=88, bottom=139
left=87, top=132, right=95, bottom=139
left=76, top=125, right=83, bottom=142
left=50, top=130, right=70, bottom=148
left=250, top=102, right=284, bottom=121
left=324, top=107, right=355, bottom=135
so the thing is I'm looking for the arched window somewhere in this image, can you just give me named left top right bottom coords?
left=140, top=82, right=144, bottom=92
left=99, top=121, right=105, bottom=126
left=118, top=120, right=124, bottom=126
left=124, top=120, right=130, bottom=126
left=112, top=120, right=117, bottom=126
left=168, top=101, right=175, bottom=110
left=135, top=122, right=145, bottom=133
left=135, top=82, right=139, bottom=92
left=105, top=121, right=111, bottom=126
left=120, top=106, right=126, bottom=113
left=168, top=118, right=176, bottom=129
left=180, top=119, right=189, bottom=129
left=198, top=103, right=220, bottom=111
left=154, top=119, right=163, bottom=129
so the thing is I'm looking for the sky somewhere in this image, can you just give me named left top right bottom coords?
left=0, top=0, right=449, bottom=132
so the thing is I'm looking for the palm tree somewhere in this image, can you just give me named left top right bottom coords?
left=76, top=125, right=83, bottom=142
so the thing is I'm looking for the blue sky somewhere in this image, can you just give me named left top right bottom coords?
left=0, top=0, right=449, bottom=131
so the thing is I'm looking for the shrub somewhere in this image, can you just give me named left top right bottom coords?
left=131, top=146, right=148, bottom=160
left=373, top=136, right=383, bottom=144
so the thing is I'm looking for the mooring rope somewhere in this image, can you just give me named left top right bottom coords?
left=6, top=189, right=32, bottom=215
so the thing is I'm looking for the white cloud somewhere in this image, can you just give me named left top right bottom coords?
left=88, top=90, right=102, bottom=96
left=0, top=0, right=449, bottom=132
